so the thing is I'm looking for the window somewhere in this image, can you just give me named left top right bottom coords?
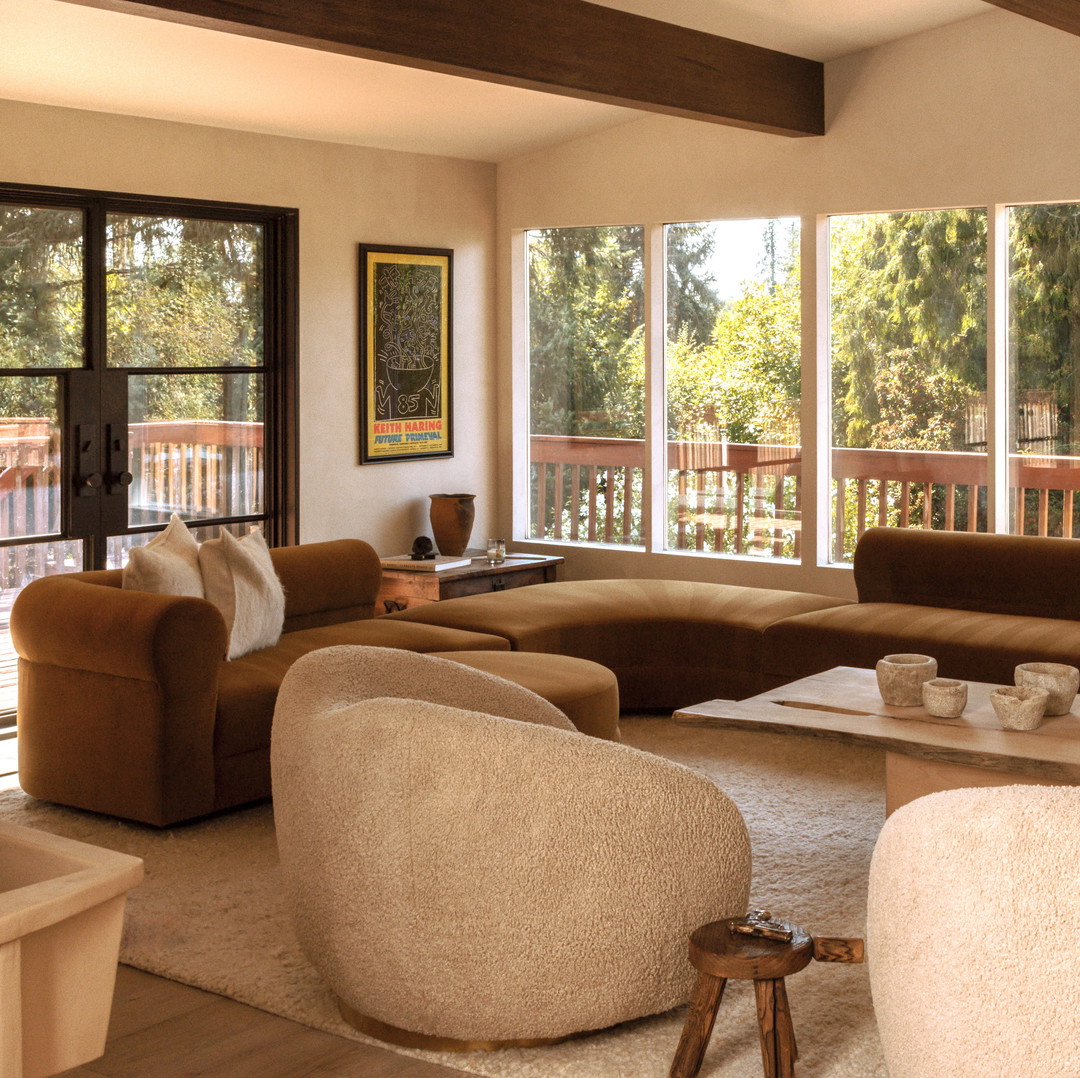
left=525, top=219, right=800, bottom=556
left=520, top=202, right=1080, bottom=565
left=828, top=209, right=987, bottom=562
left=1008, top=203, right=1080, bottom=537
left=665, top=218, right=801, bottom=558
left=526, top=226, right=645, bottom=546
left=0, top=183, right=297, bottom=720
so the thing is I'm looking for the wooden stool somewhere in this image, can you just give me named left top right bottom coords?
left=669, top=915, right=864, bottom=1078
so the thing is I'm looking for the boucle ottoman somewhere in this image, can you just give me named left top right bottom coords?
left=433, top=649, right=620, bottom=740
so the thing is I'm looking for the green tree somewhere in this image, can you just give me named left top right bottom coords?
left=830, top=209, right=986, bottom=449
left=869, top=349, right=974, bottom=452
left=1009, top=203, right=1080, bottom=453
left=527, top=225, right=644, bottom=436
left=527, top=223, right=722, bottom=437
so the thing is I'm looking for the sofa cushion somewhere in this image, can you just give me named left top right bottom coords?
left=763, top=601, right=1080, bottom=687
left=432, top=650, right=621, bottom=741
left=388, top=580, right=851, bottom=708
left=854, top=527, right=1080, bottom=619
left=215, top=619, right=510, bottom=758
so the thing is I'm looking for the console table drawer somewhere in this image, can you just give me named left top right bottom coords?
left=378, top=555, right=562, bottom=613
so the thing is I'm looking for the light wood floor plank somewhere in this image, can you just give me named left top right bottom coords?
left=62, top=965, right=485, bottom=1078
left=105, top=966, right=220, bottom=1042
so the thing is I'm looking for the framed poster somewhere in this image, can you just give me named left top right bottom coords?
left=359, top=243, right=453, bottom=463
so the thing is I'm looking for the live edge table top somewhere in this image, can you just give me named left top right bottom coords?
left=675, top=666, right=1080, bottom=786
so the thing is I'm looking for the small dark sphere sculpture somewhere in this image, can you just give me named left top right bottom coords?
left=410, top=536, right=435, bottom=560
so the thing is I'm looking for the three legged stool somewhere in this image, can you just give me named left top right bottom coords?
left=668, top=912, right=864, bottom=1078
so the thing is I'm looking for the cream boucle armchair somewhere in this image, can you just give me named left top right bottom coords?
left=868, top=785, right=1080, bottom=1078
left=271, top=645, right=751, bottom=1049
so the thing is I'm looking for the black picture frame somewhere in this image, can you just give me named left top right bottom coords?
left=359, top=243, right=453, bottom=464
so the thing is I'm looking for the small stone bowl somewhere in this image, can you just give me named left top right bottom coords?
left=1014, top=662, right=1080, bottom=716
left=921, top=677, right=967, bottom=719
left=990, top=686, right=1049, bottom=731
left=876, top=654, right=938, bottom=707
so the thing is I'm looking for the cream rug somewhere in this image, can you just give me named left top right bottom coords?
left=0, top=719, right=889, bottom=1077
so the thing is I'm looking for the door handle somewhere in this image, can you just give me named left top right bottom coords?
left=105, top=424, right=132, bottom=494
left=76, top=424, right=101, bottom=497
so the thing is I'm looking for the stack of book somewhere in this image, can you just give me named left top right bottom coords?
left=379, top=554, right=474, bottom=572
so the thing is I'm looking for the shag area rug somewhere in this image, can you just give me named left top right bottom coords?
left=0, top=719, right=888, bottom=1078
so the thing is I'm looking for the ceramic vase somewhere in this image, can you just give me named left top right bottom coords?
left=429, top=493, right=476, bottom=557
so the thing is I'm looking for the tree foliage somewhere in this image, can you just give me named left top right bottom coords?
left=830, top=209, right=986, bottom=449
left=0, top=206, right=264, bottom=425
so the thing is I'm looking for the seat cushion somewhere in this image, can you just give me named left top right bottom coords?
left=763, top=602, right=1080, bottom=686
left=388, top=579, right=851, bottom=708
left=215, top=619, right=509, bottom=758
left=433, top=650, right=621, bottom=741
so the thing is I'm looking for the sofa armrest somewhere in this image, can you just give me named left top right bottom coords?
left=12, top=575, right=229, bottom=826
left=12, top=574, right=227, bottom=683
left=270, top=539, right=383, bottom=631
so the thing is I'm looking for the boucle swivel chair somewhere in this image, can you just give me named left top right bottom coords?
left=867, top=785, right=1080, bottom=1078
left=271, top=645, right=752, bottom=1050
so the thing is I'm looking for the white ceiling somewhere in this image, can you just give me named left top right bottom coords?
left=2, top=0, right=993, bottom=163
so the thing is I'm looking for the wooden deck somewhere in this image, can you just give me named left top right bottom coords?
left=0, top=587, right=18, bottom=721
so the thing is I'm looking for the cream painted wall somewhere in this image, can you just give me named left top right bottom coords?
left=0, top=98, right=497, bottom=554
left=496, top=9, right=1080, bottom=599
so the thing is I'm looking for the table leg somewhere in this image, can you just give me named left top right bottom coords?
left=669, top=972, right=727, bottom=1078
left=774, top=977, right=798, bottom=1074
left=753, top=977, right=799, bottom=1078
left=754, top=979, right=779, bottom=1078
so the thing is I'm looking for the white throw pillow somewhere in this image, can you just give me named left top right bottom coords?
left=199, top=527, right=285, bottom=660
left=122, top=513, right=204, bottom=597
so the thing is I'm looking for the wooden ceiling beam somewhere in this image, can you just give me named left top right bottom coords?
left=982, top=0, right=1080, bottom=37
left=60, top=0, right=824, bottom=137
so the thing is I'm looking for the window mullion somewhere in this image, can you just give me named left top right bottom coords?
left=644, top=223, right=666, bottom=552
left=806, top=214, right=828, bottom=568
left=987, top=204, right=1009, bottom=534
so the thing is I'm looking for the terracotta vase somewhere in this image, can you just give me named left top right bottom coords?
left=429, top=493, right=476, bottom=557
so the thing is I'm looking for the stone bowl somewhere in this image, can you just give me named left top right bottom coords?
left=1014, top=662, right=1080, bottom=716
left=990, top=686, right=1049, bottom=731
left=876, top=654, right=938, bottom=707
left=921, top=677, right=967, bottom=719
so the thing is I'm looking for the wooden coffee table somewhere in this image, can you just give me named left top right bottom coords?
left=675, top=666, right=1080, bottom=814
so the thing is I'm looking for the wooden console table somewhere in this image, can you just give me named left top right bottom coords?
left=675, top=666, right=1080, bottom=815
left=378, top=553, right=563, bottom=614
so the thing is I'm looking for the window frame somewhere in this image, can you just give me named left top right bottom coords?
left=0, top=180, right=299, bottom=557
left=514, top=201, right=1080, bottom=567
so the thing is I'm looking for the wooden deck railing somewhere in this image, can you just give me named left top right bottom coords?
left=0, top=418, right=263, bottom=587
left=530, top=434, right=1080, bottom=559
left=127, top=419, right=263, bottom=524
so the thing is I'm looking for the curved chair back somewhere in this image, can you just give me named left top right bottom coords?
left=868, top=785, right=1080, bottom=1077
left=272, top=649, right=751, bottom=1046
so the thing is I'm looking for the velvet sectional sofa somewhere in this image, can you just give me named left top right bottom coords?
left=392, top=528, right=1080, bottom=695
left=13, top=527, right=1080, bottom=826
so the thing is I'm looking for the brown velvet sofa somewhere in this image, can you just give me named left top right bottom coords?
left=11, top=540, right=510, bottom=826
left=15, top=527, right=1080, bottom=827
left=391, top=527, right=1080, bottom=703
left=385, top=578, right=851, bottom=708
left=762, top=527, right=1080, bottom=686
